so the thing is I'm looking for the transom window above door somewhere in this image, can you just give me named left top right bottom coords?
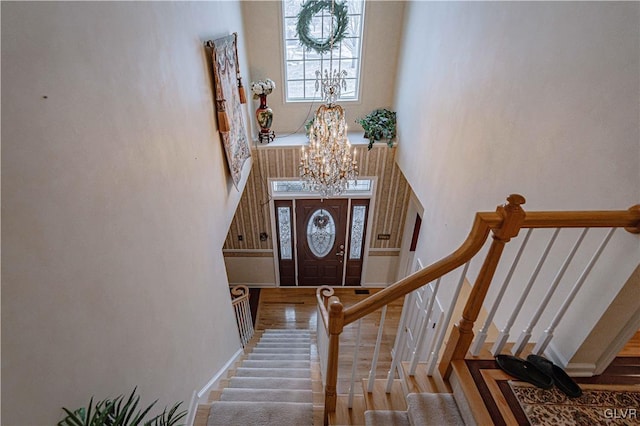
left=271, top=178, right=373, bottom=197
left=282, top=0, right=365, bottom=102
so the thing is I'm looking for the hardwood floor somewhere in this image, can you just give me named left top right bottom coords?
left=619, top=329, right=640, bottom=357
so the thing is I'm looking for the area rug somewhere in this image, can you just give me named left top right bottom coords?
left=509, top=381, right=640, bottom=425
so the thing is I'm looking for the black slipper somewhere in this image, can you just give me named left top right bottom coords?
left=495, top=354, right=554, bottom=389
left=527, top=354, right=583, bottom=398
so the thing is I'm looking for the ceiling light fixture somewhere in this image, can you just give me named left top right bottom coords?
left=299, top=0, right=358, bottom=198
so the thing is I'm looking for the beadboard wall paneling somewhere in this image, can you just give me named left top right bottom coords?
left=223, top=144, right=411, bottom=250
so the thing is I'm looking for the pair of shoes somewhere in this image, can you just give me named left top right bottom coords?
left=495, top=354, right=554, bottom=389
left=526, top=354, right=583, bottom=398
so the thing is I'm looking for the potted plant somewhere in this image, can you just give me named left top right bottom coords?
left=58, top=387, right=187, bottom=426
left=356, top=108, right=397, bottom=150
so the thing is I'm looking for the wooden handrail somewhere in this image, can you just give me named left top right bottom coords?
left=343, top=211, right=495, bottom=326
left=521, top=208, right=640, bottom=229
left=316, top=195, right=640, bottom=424
left=230, top=284, right=250, bottom=306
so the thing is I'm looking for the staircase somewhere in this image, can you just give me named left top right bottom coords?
left=206, top=329, right=315, bottom=426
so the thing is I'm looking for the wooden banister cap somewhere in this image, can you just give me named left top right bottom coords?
left=625, top=204, right=640, bottom=234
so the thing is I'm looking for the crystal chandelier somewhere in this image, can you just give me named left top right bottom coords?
left=299, top=2, right=358, bottom=198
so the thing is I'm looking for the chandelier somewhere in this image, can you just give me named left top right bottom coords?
left=299, top=1, right=358, bottom=198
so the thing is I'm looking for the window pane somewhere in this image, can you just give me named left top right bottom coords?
left=342, top=78, right=358, bottom=99
left=284, top=17, right=298, bottom=39
left=287, top=61, right=304, bottom=80
left=283, top=0, right=299, bottom=17
left=277, top=207, right=293, bottom=260
left=339, top=59, right=358, bottom=78
left=349, top=205, right=367, bottom=260
left=286, top=39, right=304, bottom=61
left=287, top=80, right=304, bottom=100
left=305, top=80, right=320, bottom=99
left=305, top=60, right=322, bottom=80
left=340, top=38, right=360, bottom=60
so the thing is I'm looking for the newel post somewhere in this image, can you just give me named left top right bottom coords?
left=439, top=194, right=526, bottom=379
left=324, top=296, right=344, bottom=426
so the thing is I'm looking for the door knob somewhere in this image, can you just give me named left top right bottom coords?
left=336, top=244, right=345, bottom=263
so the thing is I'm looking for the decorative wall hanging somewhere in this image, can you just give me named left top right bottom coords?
left=206, top=33, right=250, bottom=190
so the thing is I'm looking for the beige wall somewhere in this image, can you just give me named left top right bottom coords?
left=2, top=2, right=251, bottom=424
left=394, top=2, right=640, bottom=367
left=241, top=0, right=405, bottom=135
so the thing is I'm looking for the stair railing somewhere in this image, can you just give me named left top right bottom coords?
left=231, top=285, right=254, bottom=348
left=315, top=194, right=639, bottom=425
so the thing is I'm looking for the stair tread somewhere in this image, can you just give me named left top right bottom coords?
left=407, top=393, right=464, bottom=426
left=208, top=401, right=313, bottom=426
left=364, top=410, right=410, bottom=426
left=228, top=376, right=312, bottom=390
left=241, top=360, right=310, bottom=369
left=234, top=367, right=310, bottom=378
left=255, top=343, right=310, bottom=348
left=219, top=388, right=313, bottom=403
left=251, top=347, right=310, bottom=354
left=247, top=353, right=310, bottom=360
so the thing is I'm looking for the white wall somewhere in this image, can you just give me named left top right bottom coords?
left=1, top=2, right=251, bottom=424
left=394, top=2, right=639, bottom=365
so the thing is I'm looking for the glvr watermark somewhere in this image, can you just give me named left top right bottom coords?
left=603, top=408, right=637, bottom=420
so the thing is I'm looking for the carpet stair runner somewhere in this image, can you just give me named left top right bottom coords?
left=364, top=393, right=465, bottom=426
left=207, top=329, right=314, bottom=426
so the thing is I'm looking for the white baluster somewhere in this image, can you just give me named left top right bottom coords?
left=471, top=229, right=533, bottom=356
left=426, top=261, right=470, bottom=375
left=367, top=305, right=387, bottom=393
left=512, top=228, right=589, bottom=356
left=348, top=319, right=363, bottom=408
left=243, top=300, right=253, bottom=344
left=532, top=228, right=616, bottom=354
left=234, top=304, right=242, bottom=345
left=409, top=278, right=441, bottom=374
left=386, top=294, right=414, bottom=393
left=491, top=228, right=561, bottom=355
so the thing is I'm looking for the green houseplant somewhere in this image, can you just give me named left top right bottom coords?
left=58, top=387, right=187, bottom=426
left=356, top=108, right=397, bottom=150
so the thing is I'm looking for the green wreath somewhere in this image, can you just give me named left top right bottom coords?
left=296, top=0, right=349, bottom=54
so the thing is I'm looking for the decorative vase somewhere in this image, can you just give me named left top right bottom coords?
left=256, top=94, right=275, bottom=143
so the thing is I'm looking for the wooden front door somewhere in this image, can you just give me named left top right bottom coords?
left=296, top=199, right=349, bottom=286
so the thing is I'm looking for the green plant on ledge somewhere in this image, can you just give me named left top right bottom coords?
left=356, top=108, right=397, bottom=150
left=58, top=387, right=187, bottom=426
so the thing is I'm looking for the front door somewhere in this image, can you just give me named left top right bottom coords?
left=296, top=199, right=348, bottom=286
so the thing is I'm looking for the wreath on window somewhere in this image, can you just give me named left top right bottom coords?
left=296, top=0, right=349, bottom=54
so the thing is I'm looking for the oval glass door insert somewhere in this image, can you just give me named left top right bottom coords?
left=307, top=208, right=336, bottom=258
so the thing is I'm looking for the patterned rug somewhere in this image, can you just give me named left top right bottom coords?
left=509, top=382, right=640, bottom=425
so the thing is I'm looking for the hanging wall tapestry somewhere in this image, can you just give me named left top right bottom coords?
left=206, top=33, right=250, bottom=190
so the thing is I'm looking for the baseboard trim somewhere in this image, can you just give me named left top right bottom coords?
left=228, top=282, right=276, bottom=288
left=545, top=342, right=596, bottom=377
left=196, top=348, right=244, bottom=399
left=563, top=362, right=597, bottom=377
left=186, top=347, right=244, bottom=426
